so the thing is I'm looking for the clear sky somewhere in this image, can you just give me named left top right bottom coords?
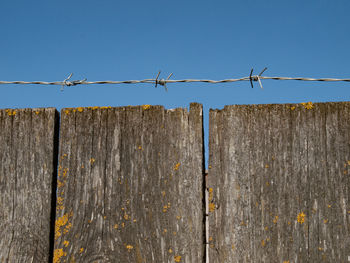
left=1, top=0, right=350, bottom=164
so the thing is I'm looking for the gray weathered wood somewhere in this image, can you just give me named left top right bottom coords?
left=53, top=104, right=204, bottom=263
left=0, top=108, right=58, bottom=262
left=208, top=102, right=350, bottom=263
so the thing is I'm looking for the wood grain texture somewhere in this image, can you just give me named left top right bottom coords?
left=0, top=108, right=58, bottom=262
left=54, top=104, right=204, bottom=263
left=208, top=102, right=350, bottom=263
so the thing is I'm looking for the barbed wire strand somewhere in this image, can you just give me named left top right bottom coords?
left=1, top=69, right=350, bottom=90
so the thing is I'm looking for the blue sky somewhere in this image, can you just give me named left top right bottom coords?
left=1, top=0, right=350, bottom=164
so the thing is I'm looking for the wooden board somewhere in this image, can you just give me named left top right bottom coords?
left=53, top=104, right=204, bottom=263
left=208, top=102, right=350, bottom=263
left=0, top=108, right=59, bottom=262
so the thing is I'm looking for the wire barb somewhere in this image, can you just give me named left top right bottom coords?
left=249, top=67, right=267, bottom=89
left=154, top=71, right=173, bottom=91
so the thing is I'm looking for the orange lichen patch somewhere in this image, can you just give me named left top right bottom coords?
left=297, top=212, right=306, bottom=224
left=327, top=204, right=332, bottom=208
left=35, top=110, right=40, bottom=115
left=125, top=244, right=133, bottom=251
left=290, top=106, right=296, bottom=111
left=53, top=248, right=66, bottom=263
left=173, top=231, right=177, bottom=236
left=264, top=226, right=268, bottom=231
left=121, top=222, right=125, bottom=228
left=209, top=236, right=213, bottom=242
left=63, top=240, right=69, bottom=247
left=138, top=146, right=142, bottom=150
left=57, top=179, right=66, bottom=189
left=265, top=164, right=269, bottom=168
left=323, top=219, right=328, bottom=224
left=124, top=214, right=129, bottom=220
left=318, top=247, right=323, bottom=251
left=273, top=216, right=279, bottom=224
left=114, top=224, right=118, bottom=229
left=176, top=215, right=181, bottom=220
left=209, top=202, right=216, bottom=212
left=163, top=203, right=171, bottom=212
left=142, top=105, right=151, bottom=110
left=283, top=261, right=290, bottom=263
left=261, top=239, right=266, bottom=247
left=168, top=248, right=173, bottom=253
left=64, top=109, right=70, bottom=115
left=208, top=165, right=212, bottom=169
left=5, top=109, right=17, bottom=116
left=79, top=248, right=84, bottom=253
left=161, top=191, right=166, bottom=197
left=231, top=244, right=235, bottom=250
left=55, top=213, right=73, bottom=240
left=301, top=102, right=314, bottom=110
left=174, top=255, right=182, bottom=262
left=173, top=163, right=181, bottom=171
left=163, top=229, right=168, bottom=233
left=288, top=221, right=291, bottom=225
left=347, top=160, right=350, bottom=166
left=90, top=158, right=95, bottom=164
left=56, top=197, right=65, bottom=211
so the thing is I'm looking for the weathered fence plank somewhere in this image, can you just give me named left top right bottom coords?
left=208, top=102, right=350, bottom=263
left=0, top=108, right=58, bottom=262
left=54, top=104, right=204, bottom=263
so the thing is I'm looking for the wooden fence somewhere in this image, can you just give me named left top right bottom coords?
left=0, top=102, right=349, bottom=263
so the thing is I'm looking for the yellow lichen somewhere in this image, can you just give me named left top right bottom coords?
left=64, top=109, right=70, bottom=115
left=114, top=224, right=118, bottom=229
left=174, top=255, right=182, bottom=262
left=173, top=163, right=181, bottom=171
left=79, top=248, right=84, bottom=253
left=35, top=111, right=40, bottom=115
left=283, top=261, right=290, bottom=263
left=168, top=248, right=173, bottom=253
left=55, top=214, right=69, bottom=239
left=63, top=240, right=69, bottom=247
left=6, top=109, right=17, bottom=116
left=126, top=244, right=133, bottom=251
left=124, top=214, right=129, bottom=220
left=53, top=248, right=66, bottom=263
left=323, top=219, right=328, bottom=224
left=77, top=107, right=83, bottom=112
left=297, top=212, right=306, bottom=224
left=273, top=216, right=279, bottom=224
left=301, top=102, right=314, bottom=110
left=90, top=158, right=95, bottom=164
left=261, top=239, right=266, bottom=247
left=290, top=106, right=296, bottom=110
left=142, top=105, right=151, bottom=110
left=209, top=202, right=216, bottom=212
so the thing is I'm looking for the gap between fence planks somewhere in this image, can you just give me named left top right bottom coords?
left=53, top=103, right=204, bottom=263
left=208, top=102, right=350, bottom=263
left=0, top=108, right=59, bottom=262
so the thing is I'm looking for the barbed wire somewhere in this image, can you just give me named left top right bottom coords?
left=1, top=68, right=350, bottom=90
